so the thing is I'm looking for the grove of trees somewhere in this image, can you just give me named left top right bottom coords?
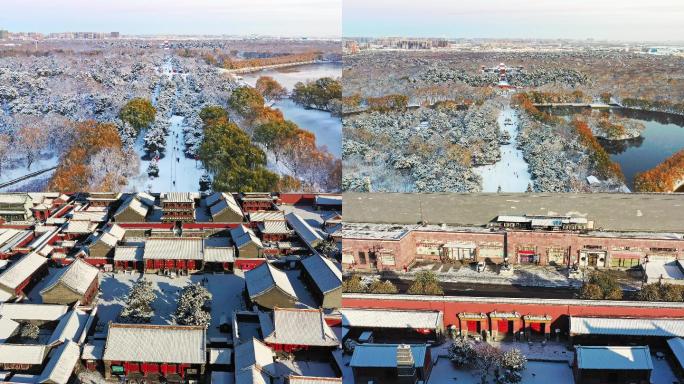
left=198, top=106, right=279, bottom=192
left=175, top=283, right=212, bottom=327
left=49, top=120, right=139, bottom=192
left=292, top=77, right=342, bottom=111
left=633, top=149, right=684, bottom=192
left=407, top=270, right=444, bottom=295
left=579, top=271, right=623, bottom=300
left=448, top=339, right=527, bottom=384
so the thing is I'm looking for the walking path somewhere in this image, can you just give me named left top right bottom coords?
left=475, top=103, right=533, bottom=192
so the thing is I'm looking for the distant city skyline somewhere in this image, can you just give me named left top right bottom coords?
left=344, top=0, right=684, bottom=42
left=0, top=0, right=341, bottom=37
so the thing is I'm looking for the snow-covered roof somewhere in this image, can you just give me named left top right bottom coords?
left=41, top=259, right=98, bottom=296
left=249, top=211, right=285, bottom=223
left=261, top=308, right=338, bottom=347
left=208, top=348, right=232, bottom=365
left=102, top=323, right=206, bottom=364
left=62, top=220, right=97, bottom=234
left=113, top=194, right=149, bottom=219
left=288, top=376, right=342, bottom=384
left=113, top=245, right=144, bottom=262
left=231, top=225, right=263, bottom=249
left=0, top=316, right=19, bottom=342
left=81, top=340, right=105, bottom=361
left=37, top=340, right=80, bottom=384
left=644, top=259, right=684, bottom=283
left=245, top=262, right=297, bottom=300
left=315, top=195, right=342, bottom=207
left=234, top=338, right=275, bottom=384
left=90, top=224, right=125, bottom=248
left=350, top=344, right=427, bottom=369
left=0, top=303, right=68, bottom=322
left=163, top=192, right=195, bottom=203
left=576, top=346, right=653, bottom=370
left=0, top=252, right=47, bottom=290
left=143, top=238, right=203, bottom=260
left=0, top=344, right=48, bottom=365
left=301, top=255, right=342, bottom=294
left=285, top=212, right=323, bottom=247
left=259, top=220, right=291, bottom=235
left=208, top=193, right=244, bottom=220
left=204, top=247, right=235, bottom=263
left=571, top=316, right=684, bottom=337
left=0, top=194, right=31, bottom=205
left=70, top=210, right=108, bottom=223
left=341, top=308, right=443, bottom=330
left=47, top=309, right=90, bottom=346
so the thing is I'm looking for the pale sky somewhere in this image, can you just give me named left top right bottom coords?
left=344, top=0, right=684, bottom=41
left=0, top=0, right=341, bottom=37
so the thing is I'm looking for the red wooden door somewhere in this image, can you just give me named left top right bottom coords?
left=498, top=319, right=509, bottom=333
left=467, top=320, right=479, bottom=333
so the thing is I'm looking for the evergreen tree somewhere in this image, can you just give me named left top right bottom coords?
left=175, top=283, right=212, bottom=327
left=120, top=279, right=156, bottom=323
left=448, top=338, right=476, bottom=367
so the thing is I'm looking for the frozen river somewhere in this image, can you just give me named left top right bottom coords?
left=240, top=62, right=342, bottom=157
left=475, top=105, right=533, bottom=192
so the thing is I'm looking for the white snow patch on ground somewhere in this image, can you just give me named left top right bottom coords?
left=0, top=153, right=59, bottom=185
left=427, top=358, right=574, bottom=384
left=96, top=272, right=246, bottom=338
left=475, top=105, right=532, bottom=192
left=407, top=263, right=581, bottom=288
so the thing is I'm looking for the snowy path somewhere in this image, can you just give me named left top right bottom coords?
left=127, top=58, right=206, bottom=192
left=475, top=104, right=532, bottom=192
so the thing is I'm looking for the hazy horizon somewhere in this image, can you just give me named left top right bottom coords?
left=0, top=0, right=341, bottom=37
left=344, top=0, right=684, bottom=42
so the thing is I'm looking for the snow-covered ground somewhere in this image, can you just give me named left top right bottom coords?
left=129, top=115, right=206, bottom=192
left=96, top=272, right=246, bottom=338
left=428, top=358, right=574, bottom=384
left=475, top=104, right=532, bottom=192
left=0, top=153, right=59, bottom=190
left=406, top=263, right=581, bottom=288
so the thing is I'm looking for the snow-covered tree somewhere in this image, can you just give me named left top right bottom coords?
left=175, top=283, right=212, bottom=327
left=199, top=173, right=212, bottom=192
left=143, top=125, right=167, bottom=156
left=120, top=279, right=156, bottom=324
left=473, top=343, right=502, bottom=383
left=314, top=239, right=338, bottom=258
left=147, top=162, right=159, bottom=178
left=448, top=338, right=476, bottom=367
left=497, top=349, right=527, bottom=384
left=19, top=322, right=40, bottom=339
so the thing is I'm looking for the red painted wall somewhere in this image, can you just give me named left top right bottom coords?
left=343, top=296, right=684, bottom=333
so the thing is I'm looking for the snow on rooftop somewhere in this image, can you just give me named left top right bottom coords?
left=231, top=225, right=263, bottom=249
left=0, top=344, right=48, bottom=365
left=285, top=212, right=323, bottom=247
left=40, top=258, right=98, bottom=296
left=249, top=210, right=285, bottom=222
left=102, top=323, right=206, bottom=364
left=0, top=252, right=47, bottom=290
left=37, top=340, right=80, bottom=384
left=47, top=309, right=90, bottom=346
left=113, top=245, right=144, bottom=261
left=288, top=376, right=342, bottom=384
left=245, top=262, right=297, bottom=300
left=261, top=308, right=339, bottom=347
left=571, top=316, right=684, bottom=337
left=0, top=316, right=19, bottom=342
left=341, top=308, right=443, bottom=330
left=143, top=237, right=203, bottom=260
left=234, top=338, right=275, bottom=384
left=350, top=344, right=427, bottom=368
left=301, top=255, right=341, bottom=294
left=576, top=346, right=653, bottom=370
left=0, top=303, right=68, bottom=322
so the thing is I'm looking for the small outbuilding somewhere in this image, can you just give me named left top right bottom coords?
left=40, top=258, right=99, bottom=305
left=573, top=345, right=653, bottom=384
left=245, top=262, right=298, bottom=309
